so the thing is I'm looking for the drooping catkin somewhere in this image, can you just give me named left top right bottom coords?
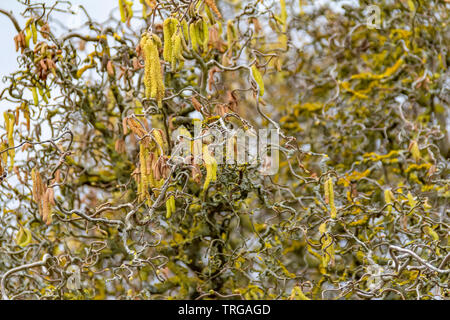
left=31, top=21, right=37, bottom=44
left=42, top=188, right=53, bottom=225
left=321, top=233, right=335, bottom=269
left=251, top=65, right=265, bottom=96
left=200, top=19, right=209, bottom=52
left=31, top=167, right=53, bottom=224
left=202, top=144, right=217, bottom=191
left=189, top=18, right=209, bottom=53
left=384, top=188, right=395, bottom=214
left=205, top=0, right=222, bottom=19
left=140, top=0, right=155, bottom=19
left=325, top=177, right=336, bottom=218
left=152, top=129, right=166, bottom=154
left=31, top=87, right=39, bottom=105
left=163, top=18, right=177, bottom=62
left=141, top=33, right=165, bottom=107
left=118, top=0, right=126, bottom=22
left=4, top=112, right=15, bottom=169
left=181, top=19, right=189, bottom=42
left=409, top=140, right=421, bottom=163
left=31, top=167, right=43, bottom=203
left=118, top=0, right=133, bottom=23
left=189, top=22, right=199, bottom=52
left=132, top=125, right=170, bottom=205
left=139, top=143, right=150, bottom=202
left=171, top=31, right=183, bottom=70
left=149, top=45, right=158, bottom=98
left=166, top=187, right=175, bottom=219
left=25, top=25, right=32, bottom=47
left=279, top=0, right=288, bottom=49
left=163, top=17, right=184, bottom=70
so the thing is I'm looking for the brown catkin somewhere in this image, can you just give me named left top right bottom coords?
left=42, top=188, right=49, bottom=222
left=43, top=188, right=54, bottom=224
left=31, top=168, right=44, bottom=203
left=205, top=0, right=222, bottom=19
left=127, top=117, right=147, bottom=139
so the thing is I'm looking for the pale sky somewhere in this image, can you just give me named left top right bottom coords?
left=0, top=0, right=118, bottom=93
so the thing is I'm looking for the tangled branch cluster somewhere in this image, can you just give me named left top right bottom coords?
left=0, top=0, right=449, bottom=300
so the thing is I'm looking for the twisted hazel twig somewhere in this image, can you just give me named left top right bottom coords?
left=389, top=245, right=450, bottom=274
left=1, top=254, right=52, bottom=300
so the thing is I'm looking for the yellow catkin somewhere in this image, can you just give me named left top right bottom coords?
left=251, top=65, right=265, bottom=96
left=152, top=129, right=165, bottom=154
left=202, top=145, right=217, bottom=191
left=163, top=18, right=173, bottom=61
left=136, top=173, right=142, bottom=198
left=141, top=34, right=152, bottom=96
left=163, top=18, right=177, bottom=62
left=324, top=179, right=330, bottom=204
left=409, top=140, right=421, bottom=163
left=325, top=177, right=336, bottom=218
left=189, top=22, right=199, bottom=52
left=278, top=0, right=288, bottom=49
left=24, top=26, right=31, bottom=47
left=118, top=0, right=133, bottom=23
left=126, top=1, right=133, bottom=20
left=407, top=192, right=416, bottom=214
left=146, top=152, right=155, bottom=185
left=170, top=196, right=175, bottom=213
left=31, top=86, right=39, bottom=105
left=136, top=128, right=170, bottom=205
left=166, top=197, right=171, bottom=218
left=0, top=142, right=8, bottom=166
left=181, top=19, right=189, bottom=42
left=321, top=234, right=335, bottom=269
left=166, top=187, right=175, bottom=219
left=384, top=188, right=395, bottom=214
left=31, top=21, right=37, bottom=44
left=139, top=144, right=148, bottom=201
left=200, top=19, right=209, bottom=52
left=189, top=18, right=209, bottom=53
left=171, top=32, right=181, bottom=69
left=118, top=0, right=126, bottom=22
left=141, top=33, right=165, bottom=107
left=4, top=112, right=15, bottom=169
left=280, top=0, right=287, bottom=24
left=140, top=0, right=147, bottom=18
